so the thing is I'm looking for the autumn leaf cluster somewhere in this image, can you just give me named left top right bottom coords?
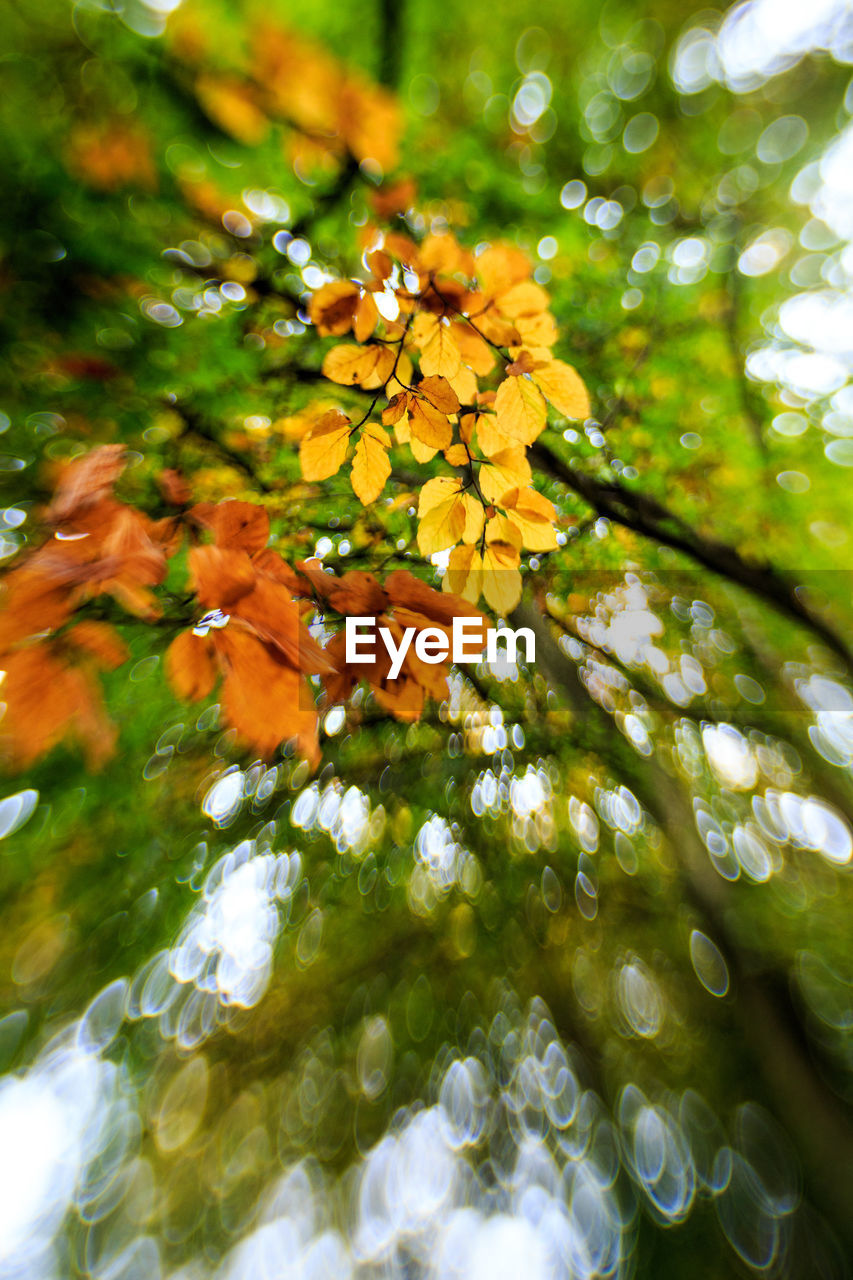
left=0, top=448, right=486, bottom=771
left=301, top=231, right=590, bottom=613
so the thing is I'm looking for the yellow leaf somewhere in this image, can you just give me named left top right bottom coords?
left=475, top=413, right=514, bottom=457
left=412, top=314, right=462, bottom=379
left=443, top=444, right=469, bottom=466
left=323, top=343, right=393, bottom=387
left=485, top=512, right=523, bottom=549
left=478, top=448, right=532, bottom=504
left=452, top=322, right=495, bottom=375
left=494, top=375, right=547, bottom=444
left=475, top=244, right=531, bottom=298
left=531, top=359, right=590, bottom=420
left=418, top=375, right=460, bottom=415
left=501, top=486, right=559, bottom=551
left=461, top=493, right=485, bottom=545
left=299, top=409, right=351, bottom=480
left=497, top=280, right=550, bottom=317
left=409, top=398, right=452, bottom=450
left=409, top=433, right=440, bottom=463
left=445, top=363, right=479, bottom=406
left=351, top=423, right=391, bottom=505
left=418, top=476, right=461, bottom=517
left=516, top=311, right=558, bottom=348
left=417, top=498, right=467, bottom=555
left=419, top=231, right=465, bottom=275
left=443, top=544, right=483, bottom=603
left=360, top=345, right=396, bottom=389
left=482, top=541, right=522, bottom=614
left=387, top=352, right=414, bottom=397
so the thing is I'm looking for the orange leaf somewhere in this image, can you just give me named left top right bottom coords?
left=0, top=645, right=116, bottom=770
left=66, top=621, right=128, bottom=669
left=218, top=627, right=320, bottom=764
left=189, top=545, right=255, bottom=609
left=166, top=629, right=218, bottom=701
left=353, top=291, right=379, bottom=344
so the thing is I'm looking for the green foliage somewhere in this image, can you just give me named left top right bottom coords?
left=0, top=1, right=852, bottom=1277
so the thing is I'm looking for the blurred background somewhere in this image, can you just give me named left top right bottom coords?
left=1, top=0, right=853, bottom=1277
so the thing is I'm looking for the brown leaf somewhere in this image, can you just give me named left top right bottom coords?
left=48, top=445, right=125, bottom=523
left=190, top=500, right=270, bottom=554
left=309, top=279, right=360, bottom=336
left=296, top=561, right=388, bottom=615
left=385, top=570, right=488, bottom=634
left=157, top=469, right=192, bottom=506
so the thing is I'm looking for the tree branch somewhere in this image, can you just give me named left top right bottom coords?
left=530, top=438, right=853, bottom=671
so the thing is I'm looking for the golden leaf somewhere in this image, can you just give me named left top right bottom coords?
left=418, top=476, right=462, bottom=517
left=351, top=423, right=391, bottom=505
left=443, top=444, right=469, bottom=466
left=322, top=343, right=394, bottom=387
left=452, top=322, right=496, bottom=375
left=443, top=544, right=483, bottom=603
left=482, top=541, right=523, bottom=614
left=412, top=314, right=462, bottom=379
left=299, top=409, right=352, bottom=480
left=353, top=291, right=379, bottom=343
left=461, top=493, right=485, bottom=545
left=516, top=311, right=558, bottom=348
left=418, top=375, right=460, bottom=415
left=494, top=375, right=548, bottom=444
left=497, top=280, right=550, bottom=318
left=531, top=359, right=591, bottom=420
left=501, top=487, right=559, bottom=551
left=417, top=498, right=466, bottom=555
left=475, top=244, right=531, bottom=298
left=474, top=414, right=513, bottom=458
left=309, top=279, right=360, bottom=336
left=409, top=398, right=453, bottom=450
left=478, top=448, right=533, bottom=504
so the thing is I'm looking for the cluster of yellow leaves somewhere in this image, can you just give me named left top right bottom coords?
left=170, top=17, right=400, bottom=176
left=300, top=230, right=591, bottom=613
